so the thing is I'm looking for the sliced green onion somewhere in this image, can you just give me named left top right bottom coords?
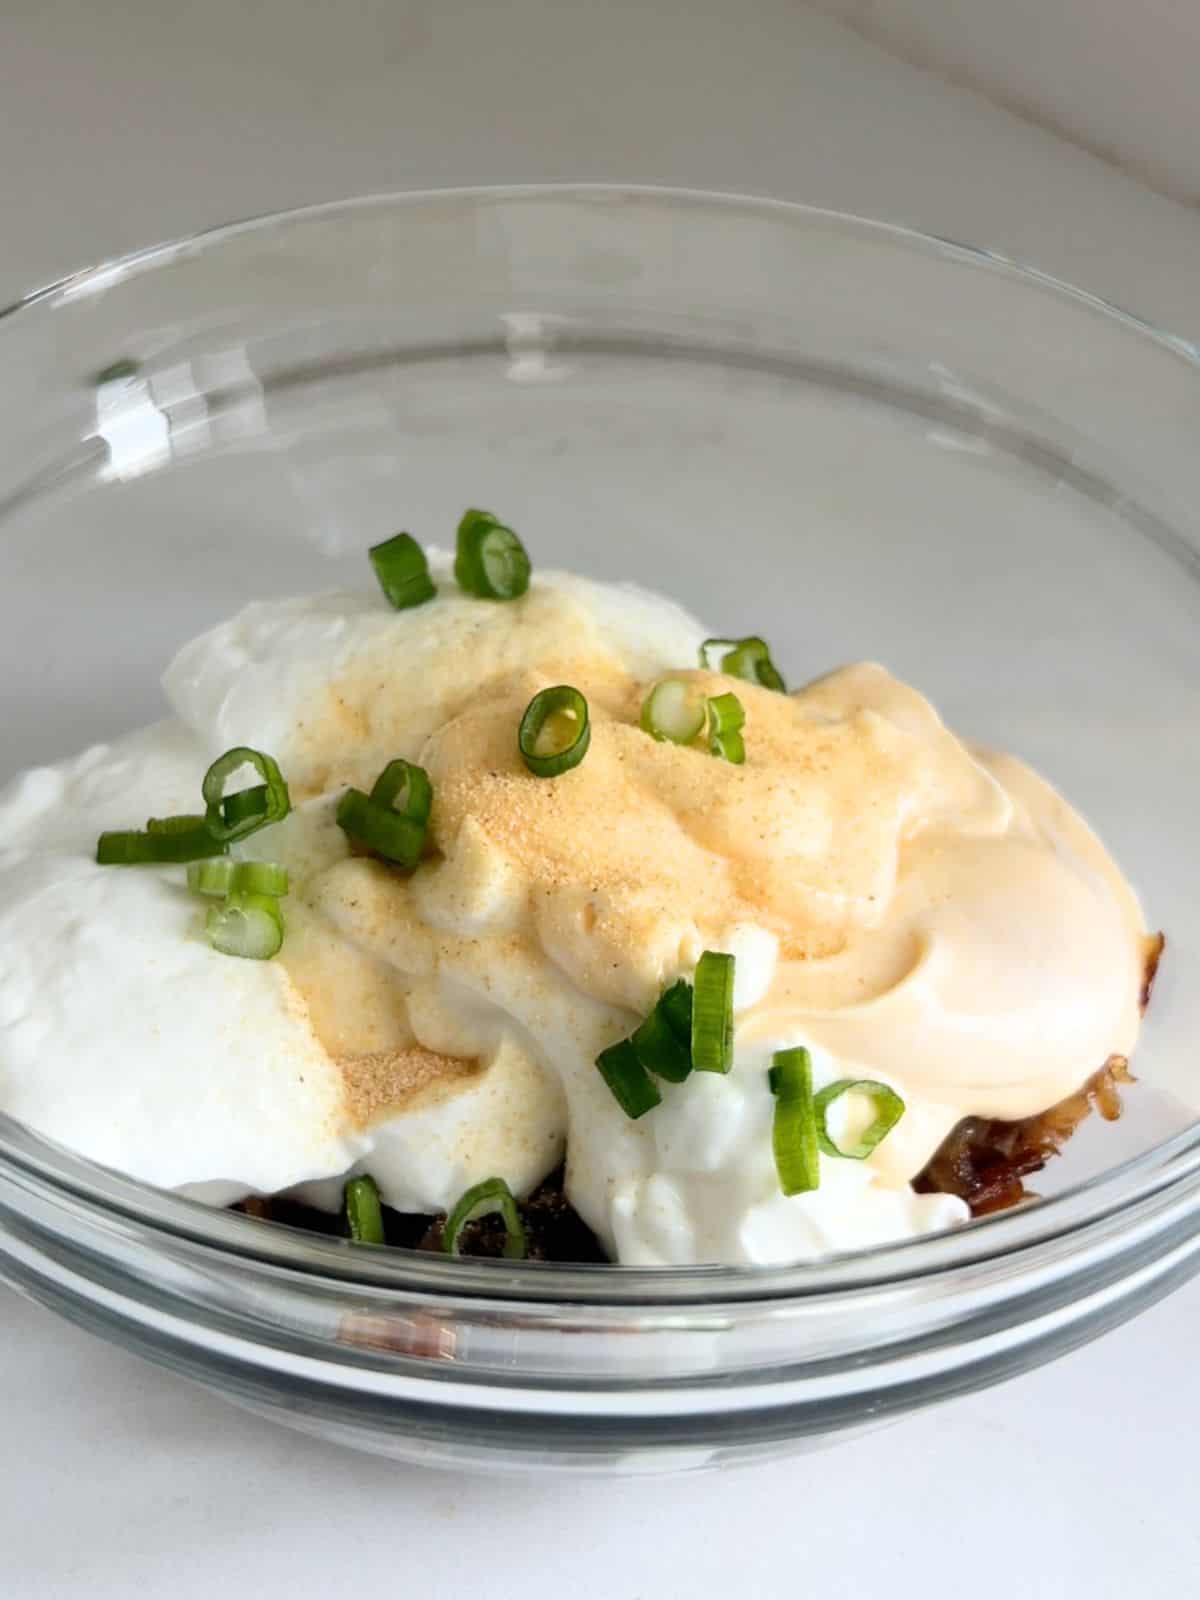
left=220, top=785, right=270, bottom=833
left=691, top=950, right=735, bottom=1073
left=699, top=638, right=738, bottom=671
left=706, top=691, right=746, bottom=765
left=369, top=532, right=437, bottom=611
left=768, top=1046, right=820, bottom=1195
left=235, top=862, right=288, bottom=897
left=631, top=979, right=694, bottom=1082
left=454, top=508, right=531, bottom=600
left=660, top=978, right=695, bottom=1042
left=518, top=685, right=591, bottom=778
left=640, top=678, right=708, bottom=745
left=96, top=823, right=228, bottom=865
left=187, top=860, right=290, bottom=898
left=189, top=859, right=235, bottom=894
left=813, top=1078, right=906, bottom=1159
left=768, top=1047, right=812, bottom=1100
left=443, top=1176, right=528, bottom=1259
left=724, top=637, right=786, bottom=692
left=337, top=759, right=434, bottom=865
left=595, top=1038, right=663, bottom=1118
left=203, top=747, right=290, bottom=844
left=707, top=693, right=745, bottom=735
left=344, top=1174, right=386, bottom=1244
left=700, top=635, right=786, bottom=692
left=370, top=758, right=433, bottom=826
left=205, top=890, right=284, bottom=960
left=710, top=729, right=745, bottom=764
left=336, top=787, right=424, bottom=867
left=146, top=813, right=206, bottom=836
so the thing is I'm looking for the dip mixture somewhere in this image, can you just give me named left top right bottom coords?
left=0, top=515, right=1155, bottom=1266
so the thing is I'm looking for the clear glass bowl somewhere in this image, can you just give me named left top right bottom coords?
left=1, top=186, right=1198, bottom=1475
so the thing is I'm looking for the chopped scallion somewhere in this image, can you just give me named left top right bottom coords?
left=699, top=635, right=786, bottom=692
left=336, top=787, right=425, bottom=867
left=699, top=638, right=738, bottom=672
left=706, top=691, right=746, bottom=765
left=640, top=678, right=708, bottom=745
left=691, top=950, right=735, bottom=1073
left=813, top=1078, right=906, bottom=1160
left=370, top=758, right=433, bottom=826
left=202, top=747, right=290, bottom=844
left=768, top=1046, right=820, bottom=1195
left=518, top=685, right=591, bottom=778
left=595, top=1038, right=663, bottom=1118
left=454, top=508, right=531, bottom=600
left=205, top=890, right=284, bottom=960
left=146, top=813, right=206, bottom=836
left=96, top=822, right=228, bottom=866
left=219, top=785, right=270, bottom=833
left=187, top=860, right=289, bottom=898
left=369, top=532, right=437, bottom=611
left=344, top=1174, right=386, bottom=1244
left=443, top=1176, right=528, bottom=1259
left=631, top=979, right=694, bottom=1082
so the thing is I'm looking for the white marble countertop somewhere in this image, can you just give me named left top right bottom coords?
left=3, top=3, right=1199, bottom=1594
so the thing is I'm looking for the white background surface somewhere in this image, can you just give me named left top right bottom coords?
left=812, top=0, right=1200, bottom=205
left=3, top=3, right=1200, bottom=1595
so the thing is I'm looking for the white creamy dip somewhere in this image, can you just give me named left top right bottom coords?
left=0, top=554, right=1150, bottom=1264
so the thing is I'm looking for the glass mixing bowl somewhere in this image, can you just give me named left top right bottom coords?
left=0, top=186, right=1198, bottom=1474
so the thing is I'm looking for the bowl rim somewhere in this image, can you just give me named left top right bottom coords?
left=1, top=181, right=1197, bottom=1306
left=4, top=1109, right=1200, bottom=1305
left=5, top=180, right=1200, bottom=370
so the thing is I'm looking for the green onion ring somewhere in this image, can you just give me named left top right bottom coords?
left=219, top=785, right=270, bottom=832
left=443, top=1176, right=528, bottom=1259
left=145, top=813, right=205, bottom=836
left=691, top=950, right=735, bottom=1073
left=768, top=1046, right=820, bottom=1195
left=369, top=532, right=437, bottom=611
left=335, top=787, right=425, bottom=867
left=640, top=678, right=708, bottom=745
left=706, top=691, right=746, bottom=765
left=454, top=508, right=531, bottom=600
left=813, top=1078, right=906, bottom=1159
left=369, top=758, right=433, bottom=826
left=518, top=685, right=591, bottom=778
left=595, top=1038, right=663, bottom=1118
left=202, top=747, right=290, bottom=844
left=710, top=728, right=745, bottom=764
left=344, top=1174, right=386, bottom=1244
left=699, top=637, right=738, bottom=671
left=97, top=819, right=229, bottom=865
left=631, top=979, right=694, bottom=1082
left=706, top=692, right=745, bottom=734
left=205, top=890, right=285, bottom=960
left=187, top=860, right=290, bottom=898
left=700, top=635, right=786, bottom=692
